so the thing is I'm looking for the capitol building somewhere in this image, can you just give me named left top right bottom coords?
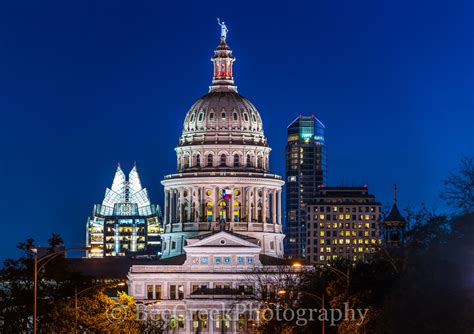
left=127, top=22, right=295, bottom=333
left=159, top=23, right=284, bottom=259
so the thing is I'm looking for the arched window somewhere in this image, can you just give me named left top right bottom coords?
left=209, top=112, right=214, bottom=121
left=183, top=156, right=190, bottom=169
left=207, top=154, right=213, bottom=167
left=257, top=156, right=263, bottom=169
left=233, top=112, right=238, bottom=121
left=251, top=114, right=257, bottom=122
left=196, top=154, right=201, bottom=167
left=190, top=113, right=195, bottom=122
left=220, top=154, right=227, bottom=167
left=198, top=112, right=204, bottom=122
left=221, top=112, right=226, bottom=120
left=246, top=154, right=252, bottom=167
left=233, top=154, right=240, bottom=167
left=243, top=113, right=249, bottom=122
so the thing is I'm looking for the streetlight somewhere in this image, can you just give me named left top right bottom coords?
left=74, top=281, right=126, bottom=334
left=31, top=246, right=98, bottom=334
left=325, top=265, right=350, bottom=287
left=292, top=262, right=302, bottom=269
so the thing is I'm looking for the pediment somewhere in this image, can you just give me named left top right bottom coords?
left=185, top=231, right=260, bottom=249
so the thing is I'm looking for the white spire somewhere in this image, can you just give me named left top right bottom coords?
left=110, top=163, right=126, bottom=194
left=101, top=163, right=151, bottom=209
left=128, top=162, right=143, bottom=194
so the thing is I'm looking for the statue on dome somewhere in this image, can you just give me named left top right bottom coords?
left=217, top=18, right=228, bottom=39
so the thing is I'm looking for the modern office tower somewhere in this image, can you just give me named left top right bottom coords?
left=285, top=115, right=327, bottom=259
left=306, top=186, right=382, bottom=264
left=86, top=163, right=163, bottom=258
left=383, top=184, right=407, bottom=246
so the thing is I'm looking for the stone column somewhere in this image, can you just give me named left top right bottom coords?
left=214, top=186, right=219, bottom=222
left=262, top=188, right=267, bottom=224
left=179, top=188, right=184, bottom=224
left=169, top=189, right=174, bottom=224
left=229, top=187, right=234, bottom=223
left=188, top=187, right=192, bottom=223
left=164, top=189, right=168, bottom=225
left=254, top=187, right=259, bottom=222
left=277, top=190, right=282, bottom=225
left=272, top=189, right=277, bottom=225
left=247, top=187, right=252, bottom=223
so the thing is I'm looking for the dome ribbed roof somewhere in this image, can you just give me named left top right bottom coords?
left=179, top=91, right=267, bottom=146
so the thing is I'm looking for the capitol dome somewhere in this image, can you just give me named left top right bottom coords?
left=175, top=34, right=271, bottom=173
left=180, top=91, right=267, bottom=146
left=161, top=25, right=285, bottom=260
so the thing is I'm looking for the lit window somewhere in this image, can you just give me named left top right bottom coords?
left=320, top=231, right=325, bottom=237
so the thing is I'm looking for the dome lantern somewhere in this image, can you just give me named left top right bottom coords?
left=210, top=19, right=237, bottom=93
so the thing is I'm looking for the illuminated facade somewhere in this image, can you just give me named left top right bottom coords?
left=86, top=164, right=163, bottom=258
left=285, top=115, right=327, bottom=259
left=306, top=186, right=382, bottom=265
left=160, top=23, right=285, bottom=259
left=128, top=232, right=288, bottom=333
left=127, top=22, right=299, bottom=334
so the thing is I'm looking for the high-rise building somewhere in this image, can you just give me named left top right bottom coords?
left=306, top=186, right=382, bottom=264
left=86, top=163, right=163, bottom=258
left=159, top=20, right=285, bottom=259
left=285, top=115, right=327, bottom=259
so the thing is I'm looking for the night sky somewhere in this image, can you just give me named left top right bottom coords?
left=0, top=0, right=472, bottom=260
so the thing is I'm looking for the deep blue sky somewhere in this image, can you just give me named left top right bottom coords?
left=0, top=0, right=472, bottom=260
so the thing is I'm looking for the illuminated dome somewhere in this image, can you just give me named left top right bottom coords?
left=161, top=24, right=285, bottom=260
left=175, top=35, right=271, bottom=173
left=180, top=91, right=267, bottom=146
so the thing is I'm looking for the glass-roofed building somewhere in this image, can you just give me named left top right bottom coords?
left=86, top=163, right=163, bottom=258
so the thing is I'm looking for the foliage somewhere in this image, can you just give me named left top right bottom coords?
left=440, top=157, right=474, bottom=212
left=0, top=234, right=91, bottom=333
left=47, top=290, right=145, bottom=333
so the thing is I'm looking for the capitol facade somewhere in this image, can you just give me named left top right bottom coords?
left=160, top=23, right=284, bottom=259
left=127, top=23, right=296, bottom=333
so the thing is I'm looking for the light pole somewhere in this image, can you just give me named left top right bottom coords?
left=74, top=281, right=126, bottom=333
left=278, top=288, right=325, bottom=334
left=325, top=265, right=350, bottom=288
left=31, top=246, right=95, bottom=334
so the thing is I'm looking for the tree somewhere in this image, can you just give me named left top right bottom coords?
left=0, top=234, right=90, bottom=333
left=47, top=290, right=145, bottom=333
left=440, top=157, right=474, bottom=212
